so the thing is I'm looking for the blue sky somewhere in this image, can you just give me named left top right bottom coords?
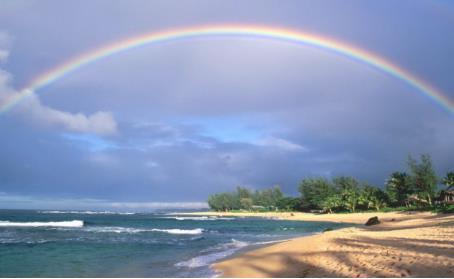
left=0, top=0, right=453, bottom=210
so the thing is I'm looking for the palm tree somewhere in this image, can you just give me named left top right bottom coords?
left=443, top=172, right=454, bottom=191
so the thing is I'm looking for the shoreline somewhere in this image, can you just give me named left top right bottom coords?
left=182, top=211, right=454, bottom=277
left=180, top=210, right=427, bottom=224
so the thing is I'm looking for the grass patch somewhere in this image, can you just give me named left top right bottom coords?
left=432, top=204, right=454, bottom=214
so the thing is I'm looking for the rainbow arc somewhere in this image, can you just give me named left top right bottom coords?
left=1, top=25, right=453, bottom=115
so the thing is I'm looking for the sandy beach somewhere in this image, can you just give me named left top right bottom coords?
left=182, top=211, right=435, bottom=224
left=187, top=211, right=454, bottom=277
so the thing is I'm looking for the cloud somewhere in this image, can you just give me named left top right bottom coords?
left=255, top=137, right=307, bottom=152
left=109, top=201, right=208, bottom=209
left=62, top=133, right=119, bottom=151
left=0, top=50, right=9, bottom=63
left=21, top=93, right=117, bottom=135
left=0, top=3, right=453, bottom=207
left=0, top=192, right=208, bottom=210
left=0, top=31, right=11, bottom=63
left=0, top=61, right=117, bottom=135
left=0, top=31, right=11, bottom=47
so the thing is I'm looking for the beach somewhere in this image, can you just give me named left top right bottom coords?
left=185, top=211, right=454, bottom=277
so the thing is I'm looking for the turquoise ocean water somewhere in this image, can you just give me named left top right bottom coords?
left=0, top=210, right=350, bottom=277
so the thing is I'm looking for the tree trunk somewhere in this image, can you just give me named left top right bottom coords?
left=427, top=195, right=432, bottom=206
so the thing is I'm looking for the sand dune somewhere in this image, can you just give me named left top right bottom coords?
left=202, top=211, right=454, bottom=277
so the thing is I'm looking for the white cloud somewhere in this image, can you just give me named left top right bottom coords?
left=21, top=94, right=117, bottom=135
left=0, top=60, right=117, bottom=135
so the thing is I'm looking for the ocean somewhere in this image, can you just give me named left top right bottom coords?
left=0, top=209, right=350, bottom=277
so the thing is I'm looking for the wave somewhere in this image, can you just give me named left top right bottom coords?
left=0, top=220, right=84, bottom=228
left=175, top=216, right=212, bottom=221
left=176, top=238, right=288, bottom=269
left=0, top=239, right=51, bottom=244
left=151, top=228, right=204, bottom=235
left=84, top=226, right=149, bottom=234
left=163, top=216, right=235, bottom=221
left=83, top=226, right=204, bottom=235
left=176, top=239, right=248, bottom=268
left=39, top=210, right=135, bottom=215
left=254, top=239, right=287, bottom=245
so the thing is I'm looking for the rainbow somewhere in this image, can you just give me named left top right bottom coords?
left=1, top=24, right=453, bottom=115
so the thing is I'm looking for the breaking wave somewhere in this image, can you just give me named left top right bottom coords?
left=39, top=210, right=135, bottom=215
left=84, top=226, right=204, bottom=235
left=0, top=220, right=84, bottom=228
left=175, top=238, right=287, bottom=269
left=151, top=228, right=204, bottom=235
left=84, top=226, right=150, bottom=234
left=175, top=239, right=248, bottom=268
left=163, top=216, right=235, bottom=221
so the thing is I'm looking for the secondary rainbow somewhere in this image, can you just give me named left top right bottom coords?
left=1, top=24, right=453, bottom=115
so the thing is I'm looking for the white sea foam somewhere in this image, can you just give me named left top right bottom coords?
left=0, top=220, right=84, bottom=228
left=255, top=239, right=286, bottom=245
left=151, top=228, right=204, bottom=235
left=176, top=238, right=289, bottom=269
left=39, top=210, right=135, bottom=215
left=84, top=226, right=148, bottom=234
left=84, top=226, right=204, bottom=235
left=163, top=216, right=235, bottom=221
left=175, top=216, right=211, bottom=221
left=176, top=239, right=248, bottom=268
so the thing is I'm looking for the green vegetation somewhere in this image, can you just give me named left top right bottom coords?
left=207, top=154, right=454, bottom=213
left=433, top=204, right=454, bottom=214
left=298, top=176, right=387, bottom=213
left=298, top=178, right=334, bottom=209
left=208, top=185, right=285, bottom=211
left=385, top=172, right=413, bottom=207
left=407, top=154, right=438, bottom=205
left=443, top=172, right=454, bottom=190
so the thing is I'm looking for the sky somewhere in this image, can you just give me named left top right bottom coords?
left=0, top=0, right=453, bottom=210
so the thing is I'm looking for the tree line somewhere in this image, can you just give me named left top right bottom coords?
left=207, top=154, right=454, bottom=213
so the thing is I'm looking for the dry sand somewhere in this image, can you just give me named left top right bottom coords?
left=182, top=211, right=433, bottom=224
left=186, top=211, right=454, bottom=277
